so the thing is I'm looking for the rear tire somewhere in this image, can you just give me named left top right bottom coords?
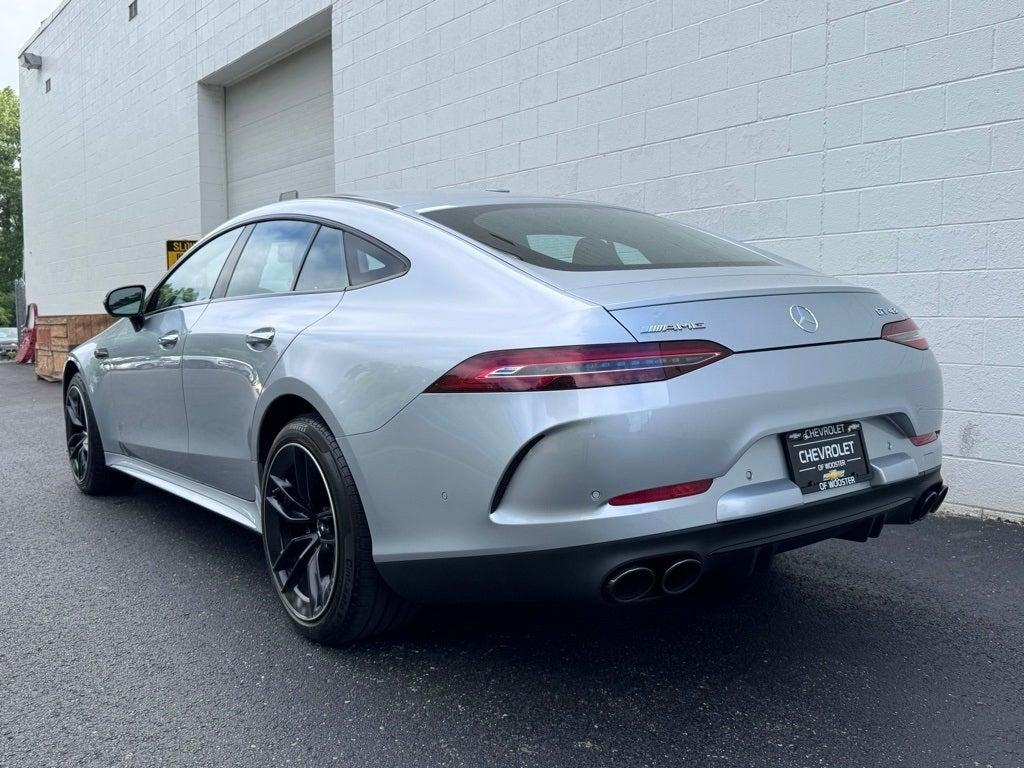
left=261, top=415, right=415, bottom=645
left=64, top=373, right=135, bottom=495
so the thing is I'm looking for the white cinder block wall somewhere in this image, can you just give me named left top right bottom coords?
left=332, top=0, right=1024, bottom=520
left=19, top=0, right=332, bottom=314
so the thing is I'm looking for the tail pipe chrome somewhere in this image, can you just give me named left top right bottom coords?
left=660, top=558, right=703, bottom=595
left=912, top=484, right=948, bottom=521
left=605, top=566, right=657, bottom=603
left=605, top=557, right=704, bottom=603
left=913, top=490, right=938, bottom=521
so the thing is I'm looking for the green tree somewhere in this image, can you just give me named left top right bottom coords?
left=0, top=87, right=23, bottom=327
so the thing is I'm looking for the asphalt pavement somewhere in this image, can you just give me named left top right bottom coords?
left=1, top=361, right=1022, bottom=768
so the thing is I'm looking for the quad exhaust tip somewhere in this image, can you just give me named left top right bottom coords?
left=912, top=484, right=948, bottom=522
left=606, top=566, right=657, bottom=603
left=606, top=557, right=704, bottom=603
left=661, top=558, right=703, bottom=595
left=914, top=490, right=938, bottom=521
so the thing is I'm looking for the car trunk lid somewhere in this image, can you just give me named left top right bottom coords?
left=533, top=267, right=895, bottom=353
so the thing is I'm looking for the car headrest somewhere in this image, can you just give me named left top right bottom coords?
left=572, top=237, right=620, bottom=266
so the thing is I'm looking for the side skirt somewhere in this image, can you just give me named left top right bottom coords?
left=105, top=453, right=261, bottom=533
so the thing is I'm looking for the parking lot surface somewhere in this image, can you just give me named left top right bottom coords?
left=1, top=361, right=1022, bottom=768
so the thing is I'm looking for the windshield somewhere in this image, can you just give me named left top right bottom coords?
left=422, top=203, right=775, bottom=271
left=0, top=328, right=16, bottom=341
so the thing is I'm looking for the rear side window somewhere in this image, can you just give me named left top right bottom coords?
left=344, top=232, right=406, bottom=287
left=226, top=220, right=317, bottom=298
left=295, top=226, right=348, bottom=292
left=422, top=204, right=774, bottom=271
left=150, top=228, right=240, bottom=311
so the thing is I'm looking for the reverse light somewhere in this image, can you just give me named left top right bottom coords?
left=609, top=479, right=713, bottom=506
left=881, top=318, right=929, bottom=349
left=425, top=341, right=732, bottom=393
left=910, top=432, right=938, bottom=446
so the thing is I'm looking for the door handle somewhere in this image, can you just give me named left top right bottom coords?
left=245, top=328, right=276, bottom=349
left=158, top=330, right=180, bottom=349
left=94, top=347, right=109, bottom=359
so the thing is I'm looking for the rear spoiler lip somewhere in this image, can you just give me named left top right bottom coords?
left=595, top=286, right=878, bottom=312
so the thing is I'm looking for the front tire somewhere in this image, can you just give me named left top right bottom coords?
left=261, top=415, right=414, bottom=645
left=64, top=372, right=134, bottom=495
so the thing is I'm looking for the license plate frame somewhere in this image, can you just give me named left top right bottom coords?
left=782, top=421, right=872, bottom=495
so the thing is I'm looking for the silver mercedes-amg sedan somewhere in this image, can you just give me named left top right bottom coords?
left=63, top=191, right=946, bottom=644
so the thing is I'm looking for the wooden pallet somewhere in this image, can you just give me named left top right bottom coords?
left=34, top=314, right=114, bottom=382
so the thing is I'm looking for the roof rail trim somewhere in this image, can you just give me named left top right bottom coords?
left=319, top=194, right=400, bottom=210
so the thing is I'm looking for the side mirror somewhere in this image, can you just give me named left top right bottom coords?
left=103, top=285, right=146, bottom=319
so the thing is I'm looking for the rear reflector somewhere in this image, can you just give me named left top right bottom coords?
left=425, top=341, right=731, bottom=393
left=881, top=318, right=928, bottom=349
left=609, top=479, right=713, bottom=506
left=910, top=432, right=938, bottom=446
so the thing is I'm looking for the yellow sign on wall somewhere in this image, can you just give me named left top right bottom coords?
left=166, top=239, right=198, bottom=269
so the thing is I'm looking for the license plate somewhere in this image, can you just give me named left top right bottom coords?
left=783, top=421, right=871, bottom=494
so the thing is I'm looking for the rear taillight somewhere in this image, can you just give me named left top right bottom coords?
left=910, top=432, right=938, bottom=446
left=425, top=341, right=731, bottom=393
left=881, top=318, right=928, bottom=349
left=609, top=479, right=713, bottom=506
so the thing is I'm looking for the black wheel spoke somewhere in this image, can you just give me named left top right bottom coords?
left=65, top=403, right=84, bottom=428
left=271, top=533, right=316, bottom=571
left=266, top=494, right=309, bottom=524
left=293, top=453, right=312, bottom=506
left=281, top=538, right=318, bottom=592
left=268, top=473, right=310, bottom=519
left=65, top=387, right=90, bottom=482
left=263, top=441, right=340, bottom=622
left=306, top=549, right=323, bottom=611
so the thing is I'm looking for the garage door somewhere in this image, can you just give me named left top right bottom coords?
left=225, top=36, right=335, bottom=217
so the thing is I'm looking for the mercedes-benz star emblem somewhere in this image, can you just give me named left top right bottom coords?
left=789, top=304, right=818, bottom=333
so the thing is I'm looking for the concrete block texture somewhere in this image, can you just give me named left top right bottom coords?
left=19, top=0, right=1024, bottom=516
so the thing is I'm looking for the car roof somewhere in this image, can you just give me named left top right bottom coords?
left=211, top=190, right=593, bottom=239
left=319, top=190, right=589, bottom=213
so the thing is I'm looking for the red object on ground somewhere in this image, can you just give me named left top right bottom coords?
left=14, top=304, right=37, bottom=364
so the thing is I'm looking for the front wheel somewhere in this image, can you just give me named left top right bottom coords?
left=261, top=415, right=414, bottom=644
left=64, top=373, right=134, bottom=495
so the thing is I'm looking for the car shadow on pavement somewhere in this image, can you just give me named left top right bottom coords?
left=27, top=471, right=1024, bottom=766
left=123, top=477, right=1001, bottom=678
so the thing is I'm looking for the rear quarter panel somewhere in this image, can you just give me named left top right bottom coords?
left=257, top=207, right=634, bottom=444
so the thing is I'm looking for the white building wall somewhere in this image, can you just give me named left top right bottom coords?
left=331, top=0, right=1024, bottom=519
left=19, top=0, right=331, bottom=316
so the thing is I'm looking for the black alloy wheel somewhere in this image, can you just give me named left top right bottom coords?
left=263, top=443, right=339, bottom=622
left=65, top=384, right=90, bottom=482
left=63, top=372, right=134, bottom=495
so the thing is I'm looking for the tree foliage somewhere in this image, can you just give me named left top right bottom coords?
left=0, top=87, right=23, bottom=327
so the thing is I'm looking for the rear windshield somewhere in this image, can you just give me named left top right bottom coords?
left=422, top=203, right=774, bottom=271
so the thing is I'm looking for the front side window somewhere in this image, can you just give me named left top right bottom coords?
left=422, top=204, right=775, bottom=271
left=225, top=220, right=317, bottom=298
left=295, top=226, right=347, bottom=292
left=150, top=228, right=241, bottom=312
left=344, top=232, right=406, bottom=287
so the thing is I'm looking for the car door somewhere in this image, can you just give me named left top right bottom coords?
left=101, top=228, right=243, bottom=473
left=182, top=220, right=347, bottom=500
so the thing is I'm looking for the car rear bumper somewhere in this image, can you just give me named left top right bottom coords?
left=377, top=469, right=945, bottom=603
left=346, top=339, right=943, bottom=564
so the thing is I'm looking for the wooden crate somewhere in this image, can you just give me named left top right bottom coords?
left=35, top=314, right=114, bottom=382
